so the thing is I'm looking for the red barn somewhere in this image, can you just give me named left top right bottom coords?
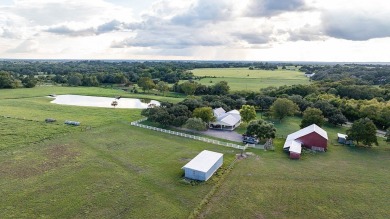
left=283, top=124, right=328, bottom=159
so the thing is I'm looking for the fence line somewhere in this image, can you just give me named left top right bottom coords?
left=131, top=118, right=247, bottom=150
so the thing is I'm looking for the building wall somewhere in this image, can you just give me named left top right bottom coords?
left=290, top=152, right=300, bottom=159
left=184, top=168, right=206, bottom=181
left=205, top=156, right=223, bottom=181
left=297, top=132, right=327, bottom=149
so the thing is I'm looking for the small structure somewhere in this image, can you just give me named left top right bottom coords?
left=45, top=118, right=56, bottom=123
left=337, top=133, right=353, bottom=145
left=182, top=150, right=223, bottom=181
left=209, top=107, right=241, bottom=131
left=283, top=124, right=328, bottom=159
left=64, top=120, right=80, bottom=126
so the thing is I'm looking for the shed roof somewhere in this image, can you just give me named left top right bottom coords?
left=286, top=124, right=328, bottom=141
left=289, top=140, right=302, bottom=154
left=182, top=150, right=223, bottom=173
left=337, top=133, right=348, bottom=139
left=213, top=107, right=226, bottom=117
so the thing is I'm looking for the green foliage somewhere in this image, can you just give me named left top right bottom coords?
left=300, top=107, right=325, bottom=128
left=270, top=98, right=299, bottom=121
left=180, top=81, right=198, bottom=95
left=21, top=76, right=38, bottom=88
left=246, top=119, right=276, bottom=140
left=386, top=128, right=390, bottom=142
left=137, top=77, right=155, bottom=93
left=157, top=81, right=169, bottom=95
left=347, top=118, right=378, bottom=146
left=67, top=75, right=82, bottom=86
left=240, top=105, right=256, bottom=123
left=184, top=117, right=207, bottom=131
left=193, top=107, right=215, bottom=123
left=211, top=81, right=230, bottom=95
left=0, top=71, right=17, bottom=88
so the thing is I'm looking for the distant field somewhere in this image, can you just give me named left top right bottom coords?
left=191, top=68, right=310, bottom=91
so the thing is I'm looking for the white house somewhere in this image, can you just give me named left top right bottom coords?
left=209, top=107, right=241, bottom=131
left=182, top=150, right=223, bottom=181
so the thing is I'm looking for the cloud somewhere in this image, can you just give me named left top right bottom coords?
left=288, top=24, right=326, bottom=41
left=322, top=10, right=390, bottom=41
left=233, top=31, right=273, bottom=45
left=7, top=39, right=39, bottom=53
left=246, top=0, right=308, bottom=17
left=171, top=0, right=234, bottom=26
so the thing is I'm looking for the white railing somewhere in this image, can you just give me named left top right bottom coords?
left=131, top=118, right=247, bottom=150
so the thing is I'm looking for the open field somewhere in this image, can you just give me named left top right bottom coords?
left=191, top=68, right=310, bottom=91
left=1, top=86, right=389, bottom=218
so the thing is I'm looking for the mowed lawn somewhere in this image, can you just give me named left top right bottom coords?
left=200, top=117, right=390, bottom=218
left=0, top=86, right=237, bottom=218
left=191, top=68, right=310, bottom=91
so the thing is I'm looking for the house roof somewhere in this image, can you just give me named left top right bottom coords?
left=286, top=124, right=328, bottom=141
left=182, top=150, right=223, bottom=173
left=213, top=107, right=226, bottom=117
left=211, top=108, right=241, bottom=127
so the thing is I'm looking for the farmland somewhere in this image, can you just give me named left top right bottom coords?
left=191, top=68, right=310, bottom=91
left=1, top=86, right=389, bottom=218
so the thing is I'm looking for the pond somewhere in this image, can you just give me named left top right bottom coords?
left=50, top=95, right=160, bottom=109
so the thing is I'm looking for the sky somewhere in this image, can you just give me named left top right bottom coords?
left=1, top=0, right=390, bottom=62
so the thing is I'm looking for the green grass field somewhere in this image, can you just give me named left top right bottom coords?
left=191, top=68, right=310, bottom=91
left=1, top=86, right=389, bottom=218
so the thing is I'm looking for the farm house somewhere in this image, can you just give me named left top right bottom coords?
left=209, top=107, right=241, bottom=131
left=283, top=124, right=328, bottom=159
left=182, top=150, right=223, bottom=181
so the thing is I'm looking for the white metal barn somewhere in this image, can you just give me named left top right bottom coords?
left=182, top=150, right=223, bottom=181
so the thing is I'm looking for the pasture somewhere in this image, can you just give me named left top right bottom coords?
left=1, top=86, right=389, bottom=218
left=191, top=68, right=310, bottom=91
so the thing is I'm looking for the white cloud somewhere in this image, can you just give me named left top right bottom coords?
left=1, top=0, right=390, bottom=61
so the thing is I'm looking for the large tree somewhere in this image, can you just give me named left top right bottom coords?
left=300, top=107, right=325, bottom=128
left=347, top=118, right=378, bottom=146
left=246, top=119, right=276, bottom=140
left=137, top=77, right=155, bottom=93
left=240, top=105, right=256, bottom=123
left=270, top=98, right=299, bottom=121
left=184, top=118, right=207, bottom=131
left=21, top=76, right=38, bottom=88
left=157, top=81, right=170, bottom=96
left=212, top=81, right=230, bottom=95
left=0, top=71, right=17, bottom=88
left=193, top=107, right=215, bottom=123
left=180, top=81, right=197, bottom=96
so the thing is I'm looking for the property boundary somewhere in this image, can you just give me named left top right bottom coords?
left=131, top=118, right=247, bottom=150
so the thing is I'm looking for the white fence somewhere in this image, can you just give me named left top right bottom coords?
left=131, top=118, right=247, bottom=150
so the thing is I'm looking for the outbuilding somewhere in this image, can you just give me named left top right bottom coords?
left=182, top=150, right=223, bottom=181
left=283, top=124, right=328, bottom=159
left=209, top=107, right=241, bottom=131
left=337, top=133, right=353, bottom=145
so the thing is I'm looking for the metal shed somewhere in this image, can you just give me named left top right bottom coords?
left=182, top=150, right=223, bottom=181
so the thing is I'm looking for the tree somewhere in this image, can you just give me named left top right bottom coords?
left=328, top=112, right=348, bottom=126
left=0, top=71, right=16, bottom=88
left=157, top=81, right=169, bottom=96
left=193, top=107, right=215, bottom=123
left=347, top=118, right=378, bottom=146
left=67, top=75, right=82, bottom=86
left=137, top=77, right=155, bottom=93
left=21, top=76, right=37, bottom=88
left=212, top=81, right=230, bottom=95
left=270, top=98, right=299, bottom=121
left=246, top=119, right=276, bottom=140
left=180, top=81, right=197, bottom=95
left=386, top=128, right=390, bottom=142
left=240, top=105, right=256, bottom=123
left=184, top=118, right=207, bottom=131
left=300, top=107, right=325, bottom=128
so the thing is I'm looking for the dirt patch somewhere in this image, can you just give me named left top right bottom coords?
left=0, top=144, right=79, bottom=179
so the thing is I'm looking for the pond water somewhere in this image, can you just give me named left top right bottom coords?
left=50, top=95, right=160, bottom=109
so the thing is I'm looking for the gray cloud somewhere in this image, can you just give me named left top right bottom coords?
left=288, top=25, right=325, bottom=41
left=322, top=11, right=390, bottom=41
left=45, top=20, right=142, bottom=37
left=171, top=0, right=233, bottom=26
left=246, top=0, right=308, bottom=17
left=233, top=32, right=272, bottom=44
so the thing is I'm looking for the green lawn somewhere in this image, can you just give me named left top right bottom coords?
left=1, top=87, right=389, bottom=218
left=190, top=68, right=310, bottom=91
